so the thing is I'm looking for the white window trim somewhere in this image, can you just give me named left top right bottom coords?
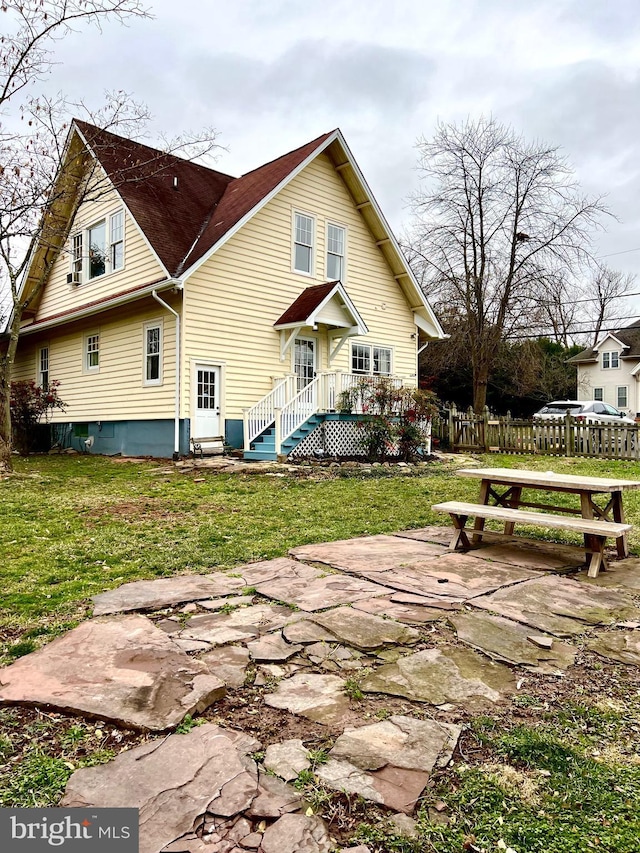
left=602, top=350, right=620, bottom=369
left=617, top=385, right=629, bottom=409
left=37, top=345, right=49, bottom=389
left=143, top=320, right=163, bottom=387
left=326, top=221, right=347, bottom=283
left=350, top=342, right=394, bottom=376
left=593, top=387, right=604, bottom=401
left=70, top=208, right=126, bottom=286
left=292, top=210, right=315, bottom=277
left=83, top=331, right=100, bottom=374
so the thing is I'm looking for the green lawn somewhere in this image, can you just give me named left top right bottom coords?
left=1, top=453, right=640, bottom=851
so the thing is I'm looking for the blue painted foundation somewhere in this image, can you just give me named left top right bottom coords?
left=225, top=419, right=244, bottom=450
left=58, top=419, right=191, bottom=458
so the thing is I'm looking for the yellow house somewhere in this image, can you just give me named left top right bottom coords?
left=15, top=121, right=445, bottom=459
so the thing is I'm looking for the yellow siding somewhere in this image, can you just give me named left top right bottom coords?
left=183, top=153, right=417, bottom=420
left=35, top=177, right=166, bottom=321
left=14, top=299, right=177, bottom=422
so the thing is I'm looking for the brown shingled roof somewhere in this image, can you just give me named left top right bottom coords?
left=274, top=282, right=339, bottom=326
left=73, top=121, right=335, bottom=278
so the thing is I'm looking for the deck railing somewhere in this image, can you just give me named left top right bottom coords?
left=244, top=371, right=414, bottom=452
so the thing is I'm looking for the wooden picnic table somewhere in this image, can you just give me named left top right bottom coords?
left=457, top=467, right=640, bottom=559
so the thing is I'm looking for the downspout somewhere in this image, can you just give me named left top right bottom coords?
left=152, top=286, right=182, bottom=460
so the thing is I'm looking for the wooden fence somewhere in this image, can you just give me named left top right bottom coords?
left=433, top=406, right=640, bottom=460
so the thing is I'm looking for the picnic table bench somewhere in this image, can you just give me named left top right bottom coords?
left=432, top=499, right=631, bottom=578
left=433, top=468, right=640, bottom=578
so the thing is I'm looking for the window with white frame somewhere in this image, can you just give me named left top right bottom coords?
left=144, top=322, right=162, bottom=385
left=617, top=386, right=628, bottom=409
left=70, top=210, right=124, bottom=284
left=85, top=333, right=100, bottom=371
left=109, top=211, right=124, bottom=271
left=593, top=387, right=604, bottom=401
left=293, top=212, right=314, bottom=274
left=351, top=343, right=392, bottom=376
left=38, top=346, right=49, bottom=390
left=326, top=223, right=345, bottom=281
left=602, top=351, right=619, bottom=369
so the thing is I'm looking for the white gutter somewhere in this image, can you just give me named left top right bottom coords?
left=20, top=279, right=181, bottom=335
left=152, top=286, right=182, bottom=460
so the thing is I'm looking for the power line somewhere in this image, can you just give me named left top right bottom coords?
left=598, top=247, right=640, bottom=259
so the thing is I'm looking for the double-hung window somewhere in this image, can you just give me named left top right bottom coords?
left=144, top=322, right=162, bottom=385
left=85, top=333, right=100, bottom=372
left=617, top=386, right=628, bottom=409
left=38, top=347, right=49, bottom=390
left=602, top=351, right=619, bottom=369
left=593, top=387, right=604, bottom=401
left=294, top=212, right=314, bottom=274
left=110, top=211, right=124, bottom=271
left=351, top=343, right=392, bottom=376
left=326, top=223, right=345, bottom=281
left=70, top=209, right=124, bottom=284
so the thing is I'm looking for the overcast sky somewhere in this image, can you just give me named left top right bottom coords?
left=34, top=0, right=640, bottom=318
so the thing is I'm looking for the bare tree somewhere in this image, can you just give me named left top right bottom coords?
left=406, top=116, right=608, bottom=413
left=580, top=264, right=636, bottom=345
left=0, top=1, right=221, bottom=471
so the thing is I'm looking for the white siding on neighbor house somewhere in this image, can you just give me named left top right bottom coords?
left=35, top=180, right=166, bottom=321
left=13, top=299, right=177, bottom=422
left=182, top=153, right=418, bottom=420
left=577, top=358, right=639, bottom=415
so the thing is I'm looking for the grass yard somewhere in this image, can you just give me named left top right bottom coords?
left=1, top=453, right=640, bottom=852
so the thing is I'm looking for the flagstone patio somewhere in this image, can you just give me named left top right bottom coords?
left=1, top=525, right=640, bottom=852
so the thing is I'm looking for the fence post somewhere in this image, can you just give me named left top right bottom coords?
left=565, top=410, right=574, bottom=457
left=482, top=406, right=490, bottom=451
left=448, top=404, right=456, bottom=448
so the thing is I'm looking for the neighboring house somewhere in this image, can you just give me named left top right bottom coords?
left=14, top=121, right=445, bottom=459
left=567, top=320, right=640, bottom=417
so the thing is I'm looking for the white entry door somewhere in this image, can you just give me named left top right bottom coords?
left=294, top=338, right=316, bottom=393
left=194, top=365, right=221, bottom=437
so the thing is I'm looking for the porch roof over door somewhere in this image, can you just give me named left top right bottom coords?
left=274, top=281, right=368, bottom=363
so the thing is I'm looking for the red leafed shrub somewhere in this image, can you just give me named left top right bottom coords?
left=10, top=380, right=66, bottom=454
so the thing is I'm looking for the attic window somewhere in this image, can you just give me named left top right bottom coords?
left=602, top=351, right=619, bottom=369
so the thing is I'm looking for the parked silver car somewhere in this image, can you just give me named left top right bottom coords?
left=534, top=400, right=635, bottom=425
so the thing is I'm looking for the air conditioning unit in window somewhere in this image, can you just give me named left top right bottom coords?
left=66, top=272, right=82, bottom=285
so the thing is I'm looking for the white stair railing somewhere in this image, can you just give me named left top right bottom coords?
left=243, top=377, right=289, bottom=450
left=276, top=374, right=323, bottom=455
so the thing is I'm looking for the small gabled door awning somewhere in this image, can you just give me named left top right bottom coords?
left=274, top=281, right=368, bottom=363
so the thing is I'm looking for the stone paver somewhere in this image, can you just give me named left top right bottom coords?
left=361, top=647, right=516, bottom=708
left=264, top=739, right=311, bottom=781
left=265, top=673, right=349, bottom=724
left=92, top=574, right=244, bottom=616
left=471, top=575, right=640, bottom=636
left=0, top=615, right=226, bottom=730
left=309, top=607, right=420, bottom=650
left=449, top=611, right=576, bottom=673
left=586, top=630, right=640, bottom=665
left=282, top=620, right=337, bottom=644
left=259, top=814, right=332, bottom=853
left=351, top=596, right=452, bottom=624
left=392, top=526, right=454, bottom=546
left=575, top=557, right=640, bottom=592
left=180, top=604, right=294, bottom=645
left=255, top=570, right=391, bottom=612
left=290, top=535, right=446, bottom=573
left=62, top=723, right=261, bottom=853
left=471, top=540, right=583, bottom=572
left=199, top=595, right=256, bottom=611
left=246, top=633, right=303, bottom=662
left=199, top=645, right=250, bottom=688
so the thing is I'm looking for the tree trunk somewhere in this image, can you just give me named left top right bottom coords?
left=0, top=364, right=12, bottom=473
left=472, top=360, right=490, bottom=414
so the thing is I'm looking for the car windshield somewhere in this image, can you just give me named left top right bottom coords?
left=538, top=403, right=583, bottom=415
